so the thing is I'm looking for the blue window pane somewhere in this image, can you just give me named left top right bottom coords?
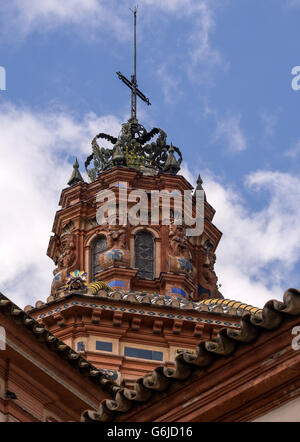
left=96, top=341, right=112, bottom=352
left=152, top=351, right=163, bottom=360
left=124, top=347, right=163, bottom=361
left=77, top=341, right=85, bottom=352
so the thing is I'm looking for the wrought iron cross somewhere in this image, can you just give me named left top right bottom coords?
left=116, top=6, right=151, bottom=120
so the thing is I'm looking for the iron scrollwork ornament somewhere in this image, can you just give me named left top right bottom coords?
left=85, top=118, right=182, bottom=181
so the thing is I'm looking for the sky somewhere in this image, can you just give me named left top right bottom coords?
left=0, top=0, right=300, bottom=309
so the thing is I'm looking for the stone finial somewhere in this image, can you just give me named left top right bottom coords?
left=112, top=143, right=126, bottom=166
left=193, top=173, right=206, bottom=200
left=68, top=158, right=84, bottom=186
left=163, top=143, right=181, bottom=174
left=196, top=174, right=203, bottom=189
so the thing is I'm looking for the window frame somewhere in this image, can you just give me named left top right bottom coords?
left=90, top=235, right=107, bottom=281
left=134, top=229, right=155, bottom=280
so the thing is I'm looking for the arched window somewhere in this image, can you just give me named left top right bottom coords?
left=134, top=230, right=154, bottom=279
left=91, top=235, right=107, bottom=280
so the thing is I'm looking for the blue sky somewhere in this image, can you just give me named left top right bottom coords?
left=1, top=0, right=300, bottom=308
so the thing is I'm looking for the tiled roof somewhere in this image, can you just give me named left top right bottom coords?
left=26, top=289, right=262, bottom=319
left=81, top=288, right=300, bottom=422
left=30, top=296, right=242, bottom=329
left=195, top=297, right=261, bottom=315
left=0, top=292, right=118, bottom=396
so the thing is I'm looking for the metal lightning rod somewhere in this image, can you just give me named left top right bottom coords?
left=116, top=5, right=151, bottom=120
left=130, top=5, right=137, bottom=119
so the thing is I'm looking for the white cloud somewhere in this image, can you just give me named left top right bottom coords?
left=0, top=0, right=130, bottom=41
left=214, top=113, right=247, bottom=152
left=0, top=102, right=122, bottom=307
left=0, top=0, right=223, bottom=71
left=187, top=1, right=222, bottom=67
left=145, top=0, right=223, bottom=68
left=181, top=166, right=300, bottom=308
left=147, top=0, right=224, bottom=101
left=0, top=0, right=225, bottom=115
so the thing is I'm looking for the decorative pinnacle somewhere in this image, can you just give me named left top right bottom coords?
left=196, top=174, right=203, bottom=189
left=193, top=173, right=206, bottom=199
left=163, top=143, right=180, bottom=174
left=68, top=158, right=84, bottom=186
left=112, top=143, right=126, bottom=166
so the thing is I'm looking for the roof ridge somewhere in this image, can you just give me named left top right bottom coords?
left=0, top=292, right=119, bottom=396
left=199, top=297, right=262, bottom=313
left=81, top=287, right=300, bottom=422
left=26, top=291, right=261, bottom=318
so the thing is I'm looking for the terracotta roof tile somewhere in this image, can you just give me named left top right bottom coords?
left=0, top=292, right=117, bottom=396
left=27, top=291, right=262, bottom=319
left=81, top=288, right=300, bottom=422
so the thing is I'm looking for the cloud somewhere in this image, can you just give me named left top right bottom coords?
left=181, top=166, right=300, bottom=308
left=0, top=0, right=224, bottom=71
left=0, top=0, right=130, bottom=41
left=146, top=0, right=225, bottom=102
left=0, top=101, right=122, bottom=307
left=214, top=113, right=248, bottom=152
left=145, top=0, right=224, bottom=69
left=187, top=1, right=222, bottom=68
left=0, top=0, right=226, bottom=113
left=204, top=105, right=248, bottom=153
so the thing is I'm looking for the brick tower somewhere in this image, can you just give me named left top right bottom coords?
left=24, top=9, right=237, bottom=387
left=22, top=114, right=245, bottom=387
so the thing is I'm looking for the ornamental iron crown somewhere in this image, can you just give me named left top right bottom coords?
left=85, top=117, right=182, bottom=182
